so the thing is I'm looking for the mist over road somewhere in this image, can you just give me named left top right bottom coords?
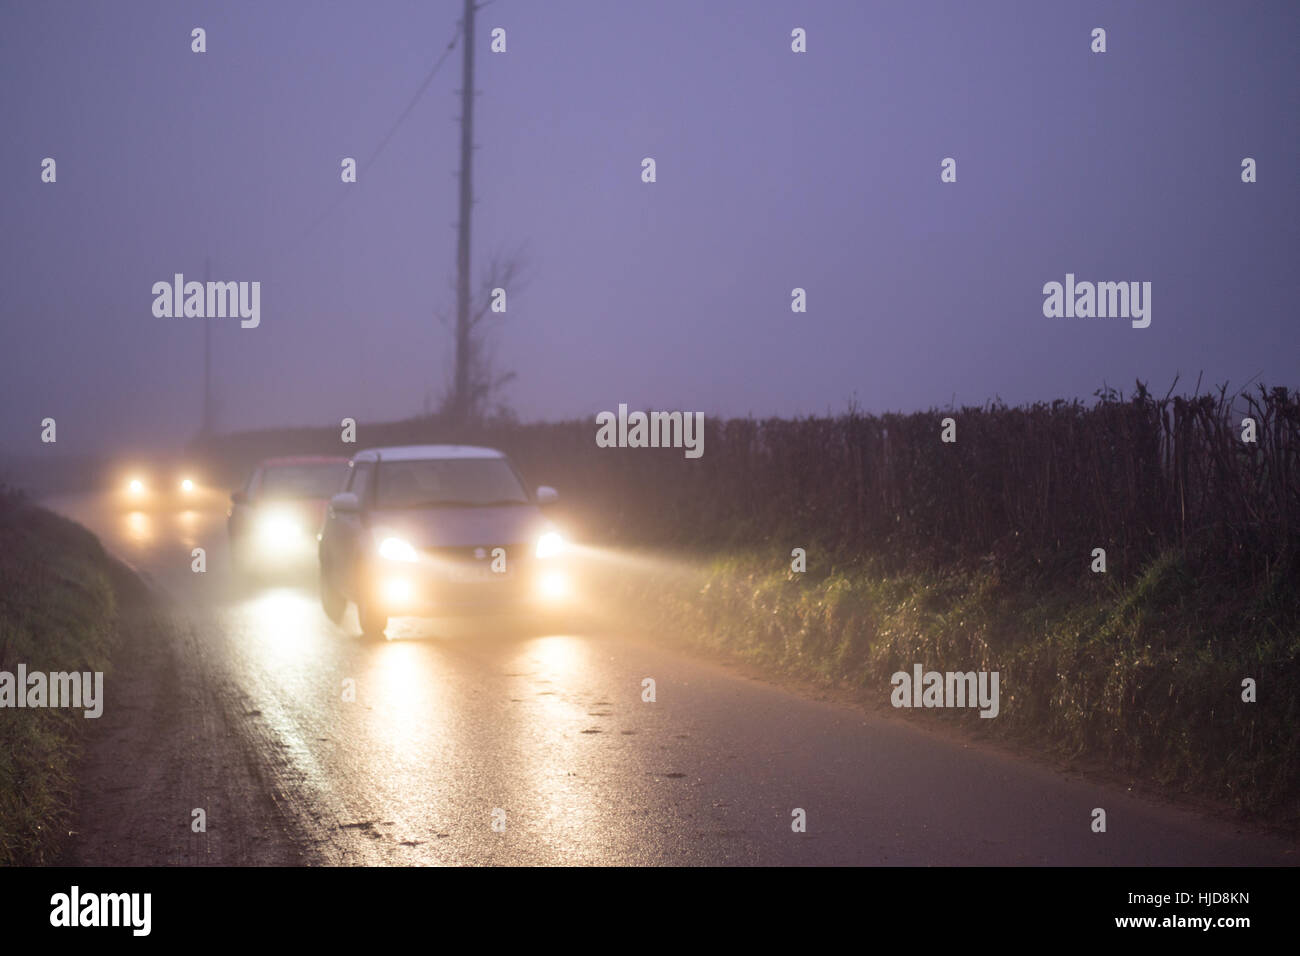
left=47, top=491, right=1295, bottom=866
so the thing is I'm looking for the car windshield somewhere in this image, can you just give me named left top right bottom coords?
left=375, top=458, right=529, bottom=509
left=259, top=462, right=348, bottom=499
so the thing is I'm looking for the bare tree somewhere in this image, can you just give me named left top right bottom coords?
left=436, top=246, right=527, bottom=424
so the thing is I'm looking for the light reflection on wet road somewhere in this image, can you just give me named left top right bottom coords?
left=46, top=491, right=1298, bottom=866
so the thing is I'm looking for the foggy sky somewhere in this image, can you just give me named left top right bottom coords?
left=2, top=0, right=1296, bottom=455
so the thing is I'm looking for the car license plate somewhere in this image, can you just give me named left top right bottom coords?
left=446, top=563, right=503, bottom=583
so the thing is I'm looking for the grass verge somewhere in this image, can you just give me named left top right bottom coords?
left=0, top=488, right=146, bottom=864
left=590, top=545, right=1300, bottom=830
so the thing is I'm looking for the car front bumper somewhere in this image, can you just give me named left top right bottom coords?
left=364, top=559, right=574, bottom=616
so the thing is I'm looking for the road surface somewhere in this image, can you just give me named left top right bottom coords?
left=45, top=490, right=1296, bottom=866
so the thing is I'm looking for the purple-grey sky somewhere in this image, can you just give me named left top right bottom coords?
left=2, top=0, right=1297, bottom=455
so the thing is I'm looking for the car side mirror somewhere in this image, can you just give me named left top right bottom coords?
left=330, top=492, right=360, bottom=514
left=231, top=490, right=247, bottom=505
left=536, top=485, right=559, bottom=505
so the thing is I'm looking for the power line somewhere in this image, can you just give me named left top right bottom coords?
left=277, top=21, right=463, bottom=257
left=362, top=29, right=462, bottom=173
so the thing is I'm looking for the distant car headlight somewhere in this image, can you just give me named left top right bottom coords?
left=180, top=478, right=195, bottom=493
left=378, top=536, right=419, bottom=562
left=127, top=478, right=146, bottom=496
left=535, top=531, right=565, bottom=559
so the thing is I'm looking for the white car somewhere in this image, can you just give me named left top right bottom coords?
left=317, top=445, right=569, bottom=637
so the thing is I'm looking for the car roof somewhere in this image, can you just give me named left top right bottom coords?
left=351, top=444, right=506, bottom=463
left=258, top=456, right=350, bottom=467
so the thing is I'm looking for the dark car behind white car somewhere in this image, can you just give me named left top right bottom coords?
left=228, top=455, right=350, bottom=576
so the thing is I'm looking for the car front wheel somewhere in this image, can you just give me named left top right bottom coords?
left=356, top=597, right=388, bottom=639
left=320, top=567, right=345, bottom=624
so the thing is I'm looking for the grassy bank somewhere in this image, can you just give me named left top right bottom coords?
left=593, top=545, right=1300, bottom=829
left=0, top=488, right=144, bottom=864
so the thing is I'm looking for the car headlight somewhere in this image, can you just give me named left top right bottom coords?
left=127, top=478, right=146, bottom=496
left=535, top=531, right=565, bottom=559
left=258, top=510, right=300, bottom=543
left=180, top=478, right=195, bottom=493
left=378, top=536, right=419, bottom=562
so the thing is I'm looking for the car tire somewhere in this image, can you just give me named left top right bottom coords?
left=230, top=538, right=257, bottom=587
left=320, top=567, right=345, bottom=624
left=356, top=598, right=388, bottom=639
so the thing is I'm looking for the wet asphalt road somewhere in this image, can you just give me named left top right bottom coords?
left=47, top=491, right=1297, bottom=866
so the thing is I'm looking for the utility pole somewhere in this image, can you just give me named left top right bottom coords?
left=453, top=0, right=476, bottom=423
left=201, top=256, right=213, bottom=436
